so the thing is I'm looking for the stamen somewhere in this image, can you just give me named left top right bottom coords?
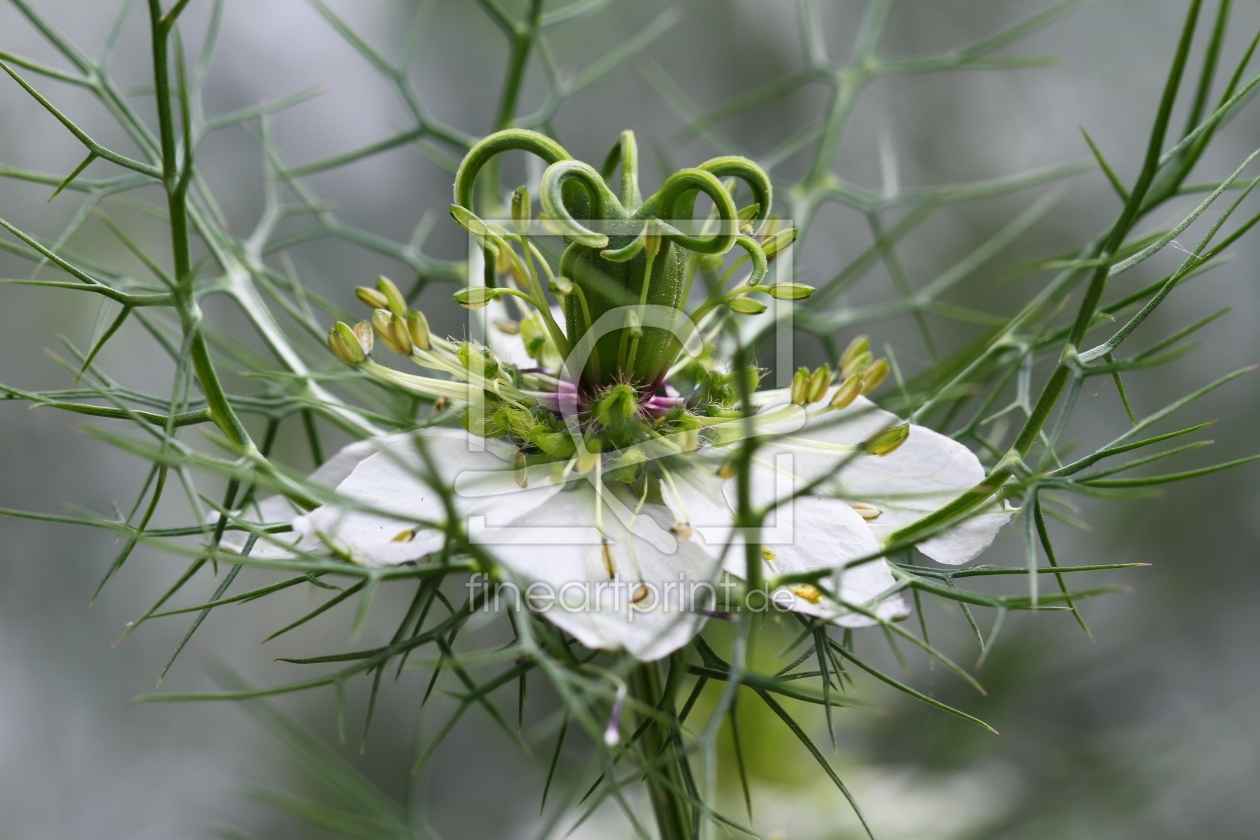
left=601, top=541, right=616, bottom=578
left=391, top=528, right=416, bottom=543
left=791, top=584, right=823, bottom=604
left=656, top=461, right=689, bottom=517
left=514, top=450, right=529, bottom=488
left=850, top=502, right=882, bottom=520
left=621, top=477, right=650, bottom=582
left=860, top=359, right=890, bottom=394
left=805, top=364, right=833, bottom=404
left=773, top=437, right=862, bottom=455
left=829, top=375, right=863, bottom=410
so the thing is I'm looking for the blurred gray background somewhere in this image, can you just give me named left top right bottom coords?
left=2, top=1, right=1259, bottom=837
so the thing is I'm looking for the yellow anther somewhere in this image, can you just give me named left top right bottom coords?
left=602, top=542, right=617, bottom=578
left=791, top=584, right=823, bottom=604
left=806, top=365, right=832, bottom=404
left=407, top=310, right=432, bottom=351
left=830, top=375, right=863, bottom=410
left=376, top=276, right=407, bottom=316
left=839, top=335, right=870, bottom=371
left=860, top=359, right=889, bottom=394
left=355, top=286, right=389, bottom=310
left=789, top=366, right=811, bottom=405
left=861, top=424, right=909, bottom=456
left=352, top=321, right=374, bottom=356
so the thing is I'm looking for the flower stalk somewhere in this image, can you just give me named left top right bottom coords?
left=629, top=659, right=694, bottom=840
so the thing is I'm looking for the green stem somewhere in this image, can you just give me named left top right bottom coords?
left=492, top=0, right=542, bottom=132
left=518, top=233, right=572, bottom=359
left=802, top=0, right=889, bottom=189
left=479, top=0, right=544, bottom=212
left=148, top=0, right=252, bottom=451
left=889, top=0, right=1205, bottom=549
left=628, top=662, right=693, bottom=840
left=730, top=341, right=764, bottom=595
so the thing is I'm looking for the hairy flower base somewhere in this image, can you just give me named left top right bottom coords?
left=226, top=380, right=1008, bottom=661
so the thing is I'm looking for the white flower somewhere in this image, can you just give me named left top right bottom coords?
left=230, top=386, right=1006, bottom=662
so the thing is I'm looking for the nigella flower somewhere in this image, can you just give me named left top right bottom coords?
left=231, top=129, right=1008, bottom=662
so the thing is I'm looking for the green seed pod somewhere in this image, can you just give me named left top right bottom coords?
left=452, top=129, right=773, bottom=393
left=861, top=424, right=909, bottom=456
left=561, top=225, right=687, bottom=389
left=376, top=276, right=407, bottom=316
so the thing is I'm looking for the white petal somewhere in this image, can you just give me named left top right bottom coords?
left=722, top=457, right=908, bottom=626
left=660, top=456, right=736, bottom=550
left=760, top=393, right=1009, bottom=565
left=218, top=434, right=417, bottom=557
left=217, top=495, right=305, bottom=558
left=309, top=433, right=416, bottom=487
left=487, top=482, right=721, bottom=661
left=293, top=429, right=563, bottom=568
